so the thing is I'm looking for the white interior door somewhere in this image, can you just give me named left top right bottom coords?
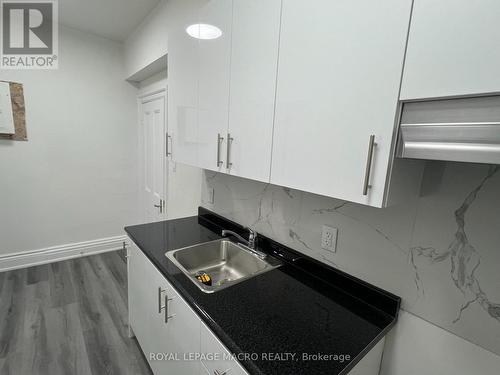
left=141, top=94, right=167, bottom=222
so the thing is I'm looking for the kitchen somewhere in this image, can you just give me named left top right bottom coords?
left=1, top=0, right=500, bottom=374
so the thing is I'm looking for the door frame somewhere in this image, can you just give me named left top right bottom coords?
left=137, top=87, right=168, bottom=223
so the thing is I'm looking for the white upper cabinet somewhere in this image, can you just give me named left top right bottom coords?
left=197, top=0, right=233, bottom=172
left=271, top=0, right=413, bottom=207
left=170, top=0, right=279, bottom=180
left=169, top=0, right=421, bottom=206
left=226, top=0, right=282, bottom=182
left=401, top=0, right=500, bottom=100
left=168, top=0, right=201, bottom=167
left=168, top=0, right=232, bottom=171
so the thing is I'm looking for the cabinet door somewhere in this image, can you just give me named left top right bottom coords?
left=128, top=242, right=202, bottom=375
left=200, top=322, right=249, bottom=375
left=226, top=0, right=282, bottom=182
left=128, top=243, right=172, bottom=374
left=168, top=0, right=202, bottom=167
left=401, top=0, right=500, bottom=100
left=162, top=277, right=204, bottom=375
left=197, top=0, right=233, bottom=172
left=271, top=0, right=412, bottom=207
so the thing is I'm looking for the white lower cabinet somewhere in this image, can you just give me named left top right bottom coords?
left=349, top=338, right=385, bottom=375
left=128, top=242, right=204, bottom=375
left=128, top=239, right=384, bottom=375
left=128, top=241, right=249, bottom=375
left=200, top=322, right=249, bottom=375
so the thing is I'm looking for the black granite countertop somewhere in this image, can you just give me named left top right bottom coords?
left=125, top=208, right=400, bottom=375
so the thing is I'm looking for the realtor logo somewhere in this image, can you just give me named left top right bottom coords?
left=1, top=0, right=58, bottom=69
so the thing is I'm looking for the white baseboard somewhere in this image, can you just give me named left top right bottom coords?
left=0, top=235, right=129, bottom=272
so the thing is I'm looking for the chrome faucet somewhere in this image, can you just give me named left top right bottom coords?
left=221, top=228, right=266, bottom=259
left=248, top=228, right=256, bottom=249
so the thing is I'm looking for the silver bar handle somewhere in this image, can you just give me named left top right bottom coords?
left=166, top=133, right=172, bottom=157
left=226, top=133, right=234, bottom=169
left=363, top=135, right=377, bottom=196
left=164, top=294, right=175, bottom=323
left=217, top=133, right=224, bottom=167
left=158, top=287, right=166, bottom=313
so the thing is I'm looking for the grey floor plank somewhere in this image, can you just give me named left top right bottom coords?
left=100, top=251, right=128, bottom=303
left=78, top=256, right=151, bottom=375
left=73, top=257, right=128, bottom=375
left=45, top=303, right=93, bottom=375
left=0, top=251, right=152, bottom=375
left=27, top=263, right=49, bottom=285
left=19, top=280, right=51, bottom=375
left=49, top=260, right=77, bottom=308
left=0, top=270, right=6, bottom=289
left=0, top=351, right=22, bottom=375
left=86, top=256, right=151, bottom=375
left=0, top=269, right=27, bottom=359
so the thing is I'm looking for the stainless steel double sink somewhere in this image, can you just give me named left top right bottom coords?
left=166, top=239, right=281, bottom=293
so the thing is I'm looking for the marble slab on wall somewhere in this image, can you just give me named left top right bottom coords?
left=201, top=162, right=500, bottom=356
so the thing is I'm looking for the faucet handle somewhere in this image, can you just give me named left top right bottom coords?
left=246, top=227, right=257, bottom=248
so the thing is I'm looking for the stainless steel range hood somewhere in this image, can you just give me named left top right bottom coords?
left=396, top=95, right=500, bottom=164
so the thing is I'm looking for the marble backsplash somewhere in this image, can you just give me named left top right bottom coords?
left=201, top=162, right=500, bottom=356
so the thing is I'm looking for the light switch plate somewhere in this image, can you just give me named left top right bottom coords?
left=321, top=225, right=338, bottom=252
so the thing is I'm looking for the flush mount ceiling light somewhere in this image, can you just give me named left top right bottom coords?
left=186, top=24, right=222, bottom=40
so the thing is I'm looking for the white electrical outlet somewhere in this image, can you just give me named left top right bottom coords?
left=321, top=225, right=338, bottom=252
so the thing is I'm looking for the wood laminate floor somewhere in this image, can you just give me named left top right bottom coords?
left=0, top=251, right=153, bottom=375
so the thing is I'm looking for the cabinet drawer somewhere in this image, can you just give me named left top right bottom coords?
left=200, top=323, right=249, bottom=375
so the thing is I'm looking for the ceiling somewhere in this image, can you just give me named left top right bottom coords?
left=59, top=0, right=161, bottom=42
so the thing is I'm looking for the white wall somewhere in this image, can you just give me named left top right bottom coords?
left=166, top=162, right=202, bottom=220
left=0, top=26, right=139, bottom=256
left=124, top=0, right=204, bottom=80
left=124, top=0, right=169, bottom=79
left=380, top=311, right=500, bottom=375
